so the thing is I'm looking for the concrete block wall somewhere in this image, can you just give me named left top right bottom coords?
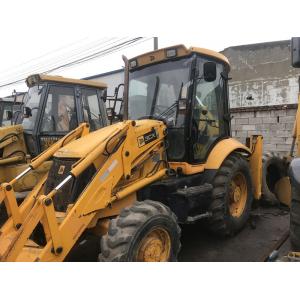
left=230, top=105, right=296, bottom=155
left=222, top=40, right=300, bottom=155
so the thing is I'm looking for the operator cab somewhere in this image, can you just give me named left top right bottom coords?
left=126, top=45, right=231, bottom=165
left=0, top=92, right=25, bottom=126
left=20, top=74, right=108, bottom=157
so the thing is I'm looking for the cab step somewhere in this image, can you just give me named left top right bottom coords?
left=168, top=183, right=213, bottom=223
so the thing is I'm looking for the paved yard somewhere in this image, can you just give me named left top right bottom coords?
left=179, top=206, right=290, bottom=262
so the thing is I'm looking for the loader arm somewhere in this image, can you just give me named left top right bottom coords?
left=0, top=125, right=27, bottom=166
left=0, top=120, right=167, bottom=261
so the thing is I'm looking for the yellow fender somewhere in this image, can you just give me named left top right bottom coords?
left=205, top=138, right=251, bottom=170
left=205, top=136, right=263, bottom=200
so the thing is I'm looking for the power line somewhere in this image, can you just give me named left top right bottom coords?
left=46, top=37, right=144, bottom=72
left=0, top=37, right=89, bottom=74
left=0, top=37, right=149, bottom=89
left=0, top=37, right=142, bottom=85
left=0, top=37, right=122, bottom=83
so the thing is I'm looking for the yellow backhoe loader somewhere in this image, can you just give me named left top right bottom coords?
left=0, top=45, right=263, bottom=262
left=0, top=91, right=25, bottom=127
left=0, top=74, right=109, bottom=194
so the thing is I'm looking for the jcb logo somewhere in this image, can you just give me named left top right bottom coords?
left=138, top=136, right=145, bottom=147
left=58, top=165, right=65, bottom=175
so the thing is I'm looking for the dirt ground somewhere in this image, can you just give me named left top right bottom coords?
left=1, top=205, right=290, bottom=262
left=179, top=206, right=290, bottom=262
left=66, top=206, right=290, bottom=262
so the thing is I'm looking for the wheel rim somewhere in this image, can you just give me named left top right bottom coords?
left=229, top=172, right=247, bottom=218
left=136, top=227, right=171, bottom=262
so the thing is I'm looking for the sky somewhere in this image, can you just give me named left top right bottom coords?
left=0, top=0, right=299, bottom=96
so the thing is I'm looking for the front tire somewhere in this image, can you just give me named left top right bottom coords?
left=98, top=200, right=181, bottom=262
left=208, top=153, right=253, bottom=236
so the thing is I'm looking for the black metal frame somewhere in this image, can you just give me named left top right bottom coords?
left=23, top=82, right=108, bottom=157
left=187, top=55, right=231, bottom=164
left=125, top=53, right=231, bottom=166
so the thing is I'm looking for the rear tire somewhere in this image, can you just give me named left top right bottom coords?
left=290, top=186, right=300, bottom=250
left=98, top=200, right=181, bottom=262
left=208, top=153, right=253, bottom=236
left=262, top=152, right=287, bottom=205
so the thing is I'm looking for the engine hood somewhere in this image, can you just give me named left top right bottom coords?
left=54, top=123, right=125, bottom=159
left=54, top=119, right=165, bottom=159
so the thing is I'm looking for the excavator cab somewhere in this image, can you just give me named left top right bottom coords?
left=0, top=92, right=25, bottom=127
left=0, top=74, right=109, bottom=193
left=19, top=74, right=108, bottom=157
left=126, top=45, right=231, bottom=165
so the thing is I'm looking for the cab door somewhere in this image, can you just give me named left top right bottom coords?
left=78, top=87, right=108, bottom=131
left=191, top=59, right=229, bottom=163
left=37, top=84, right=78, bottom=152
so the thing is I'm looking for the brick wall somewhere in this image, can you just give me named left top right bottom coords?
left=230, top=105, right=296, bottom=155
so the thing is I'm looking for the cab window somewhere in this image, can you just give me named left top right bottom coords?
left=22, top=85, right=43, bottom=131
left=192, top=61, right=225, bottom=161
left=2, top=103, right=13, bottom=126
left=41, top=86, right=77, bottom=132
left=81, top=88, right=103, bottom=131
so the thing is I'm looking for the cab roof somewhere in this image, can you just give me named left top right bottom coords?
left=26, top=74, right=107, bottom=89
left=129, top=44, right=230, bottom=69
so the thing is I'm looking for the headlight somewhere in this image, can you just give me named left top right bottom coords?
left=129, top=59, right=138, bottom=68
left=166, top=48, right=177, bottom=58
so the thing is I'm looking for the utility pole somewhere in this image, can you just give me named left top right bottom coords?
left=154, top=37, right=158, bottom=50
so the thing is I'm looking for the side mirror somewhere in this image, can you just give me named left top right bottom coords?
left=106, top=107, right=114, bottom=119
left=291, top=37, right=300, bottom=68
left=203, top=62, right=217, bottom=82
left=116, top=84, right=124, bottom=99
left=23, top=106, right=32, bottom=118
left=6, top=110, right=13, bottom=120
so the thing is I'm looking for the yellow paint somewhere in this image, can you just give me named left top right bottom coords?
left=169, top=139, right=251, bottom=175
left=205, top=138, right=251, bottom=169
left=248, top=135, right=263, bottom=200
left=26, top=74, right=107, bottom=89
left=129, top=44, right=230, bottom=70
left=136, top=227, right=171, bottom=262
left=274, top=177, right=291, bottom=207
left=229, top=172, right=247, bottom=217
left=294, top=92, right=300, bottom=156
left=168, top=162, right=205, bottom=175
left=0, top=120, right=168, bottom=261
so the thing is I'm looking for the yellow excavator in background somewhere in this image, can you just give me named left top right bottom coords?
left=0, top=45, right=263, bottom=262
left=0, top=74, right=109, bottom=194
left=0, top=91, right=25, bottom=127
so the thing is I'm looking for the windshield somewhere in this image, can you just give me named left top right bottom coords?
left=128, top=57, right=192, bottom=125
left=22, top=85, right=44, bottom=130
